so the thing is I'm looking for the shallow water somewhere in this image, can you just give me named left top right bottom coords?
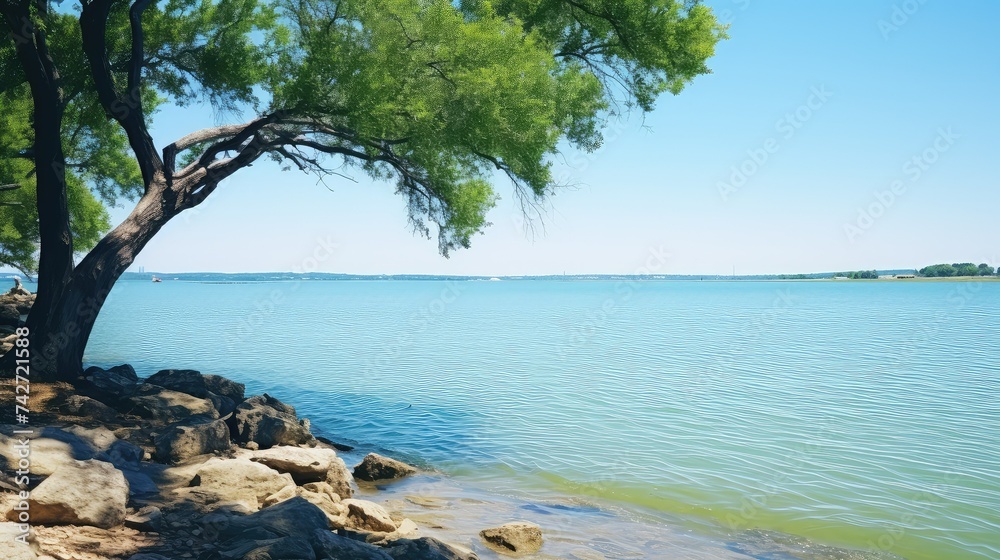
left=84, top=279, right=1000, bottom=559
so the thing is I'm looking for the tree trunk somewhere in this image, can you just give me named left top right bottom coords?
left=29, top=181, right=178, bottom=380
left=1, top=3, right=74, bottom=375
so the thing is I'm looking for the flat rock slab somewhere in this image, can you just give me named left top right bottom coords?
left=189, top=457, right=294, bottom=511
left=243, top=446, right=353, bottom=498
left=122, top=384, right=218, bottom=424
left=342, top=499, right=398, bottom=533
left=18, top=459, right=129, bottom=529
left=0, top=425, right=114, bottom=477
left=247, top=446, right=339, bottom=484
left=479, top=522, right=543, bottom=555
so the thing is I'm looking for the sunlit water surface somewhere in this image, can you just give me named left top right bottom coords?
left=85, top=280, right=1000, bottom=560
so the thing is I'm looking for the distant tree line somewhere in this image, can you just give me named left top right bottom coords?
left=919, top=263, right=998, bottom=277
left=836, top=270, right=880, bottom=279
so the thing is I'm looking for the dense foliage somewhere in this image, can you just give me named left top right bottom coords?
left=919, top=263, right=997, bottom=277
left=1, top=0, right=725, bottom=376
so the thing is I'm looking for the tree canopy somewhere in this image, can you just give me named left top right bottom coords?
left=919, top=263, right=997, bottom=277
left=1, top=0, right=725, bottom=377
left=0, top=88, right=117, bottom=275
left=2, top=0, right=726, bottom=265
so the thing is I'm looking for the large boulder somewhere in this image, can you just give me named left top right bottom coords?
left=84, top=364, right=140, bottom=396
left=353, top=453, right=417, bottom=482
left=342, top=499, right=398, bottom=533
left=14, top=459, right=129, bottom=529
left=479, top=522, right=543, bottom=555
left=120, top=384, right=218, bottom=424
left=228, top=394, right=315, bottom=449
left=145, top=369, right=244, bottom=415
left=155, top=416, right=231, bottom=463
left=382, top=537, right=479, bottom=560
left=189, top=457, right=295, bottom=511
left=247, top=446, right=353, bottom=497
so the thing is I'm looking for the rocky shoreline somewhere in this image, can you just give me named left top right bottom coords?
left=0, top=364, right=543, bottom=559
left=2, top=291, right=542, bottom=560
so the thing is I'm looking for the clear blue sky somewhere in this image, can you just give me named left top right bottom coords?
left=110, top=0, right=999, bottom=276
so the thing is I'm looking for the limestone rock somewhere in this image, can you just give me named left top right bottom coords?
left=248, top=446, right=352, bottom=497
left=368, top=518, right=421, bottom=546
left=353, top=453, right=417, bottom=482
left=228, top=394, right=315, bottom=449
left=301, top=481, right=342, bottom=503
left=342, top=499, right=398, bottom=533
left=382, top=537, right=479, bottom=560
left=479, top=522, right=543, bottom=555
left=145, top=369, right=242, bottom=415
left=248, top=446, right=335, bottom=481
left=121, top=384, right=218, bottom=424
left=189, top=457, right=295, bottom=510
left=154, top=416, right=231, bottom=463
left=17, top=459, right=128, bottom=529
left=262, top=485, right=297, bottom=508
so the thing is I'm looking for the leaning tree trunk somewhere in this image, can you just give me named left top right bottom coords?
left=29, top=181, right=179, bottom=380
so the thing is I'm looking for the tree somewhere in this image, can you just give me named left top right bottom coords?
left=919, top=264, right=956, bottom=277
left=952, top=263, right=978, bottom=277
left=977, top=263, right=993, bottom=276
left=1, top=88, right=123, bottom=275
left=2, top=0, right=726, bottom=379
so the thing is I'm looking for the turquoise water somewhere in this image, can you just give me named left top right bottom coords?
left=85, top=279, right=1000, bottom=559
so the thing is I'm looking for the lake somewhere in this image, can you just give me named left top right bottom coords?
left=84, top=279, right=1000, bottom=559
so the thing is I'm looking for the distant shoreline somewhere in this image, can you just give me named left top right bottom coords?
left=5, top=272, right=999, bottom=283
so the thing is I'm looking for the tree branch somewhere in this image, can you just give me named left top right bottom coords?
left=80, top=0, right=163, bottom=187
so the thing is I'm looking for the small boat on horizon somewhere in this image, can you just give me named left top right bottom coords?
left=151, top=276, right=162, bottom=283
